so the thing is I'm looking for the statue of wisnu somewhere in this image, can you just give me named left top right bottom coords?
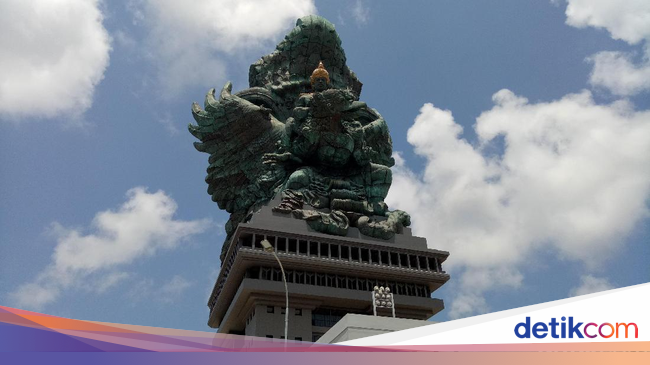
left=189, top=16, right=410, bottom=261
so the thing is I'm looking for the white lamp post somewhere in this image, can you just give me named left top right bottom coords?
left=260, top=239, right=289, bottom=345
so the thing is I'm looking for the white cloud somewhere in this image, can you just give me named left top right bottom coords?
left=562, top=0, right=650, bottom=95
left=91, top=271, right=131, bottom=294
left=0, top=0, right=111, bottom=121
left=10, top=283, right=59, bottom=311
left=449, top=292, right=489, bottom=320
left=564, top=0, right=650, bottom=44
left=9, top=187, right=210, bottom=310
left=351, top=0, right=370, bottom=26
left=157, top=111, right=180, bottom=136
left=449, top=267, right=523, bottom=319
left=570, top=275, right=614, bottom=296
left=160, top=275, right=193, bottom=299
left=388, top=90, right=650, bottom=318
left=129, top=0, right=316, bottom=97
left=588, top=48, right=650, bottom=96
left=114, top=29, right=137, bottom=50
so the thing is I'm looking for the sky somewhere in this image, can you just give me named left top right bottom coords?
left=1, top=0, right=649, bottom=331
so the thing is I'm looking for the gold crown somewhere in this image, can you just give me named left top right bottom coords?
left=310, top=61, right=330, bottom=85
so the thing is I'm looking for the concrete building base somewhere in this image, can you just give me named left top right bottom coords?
left=316, top=313, right=434, bottom=344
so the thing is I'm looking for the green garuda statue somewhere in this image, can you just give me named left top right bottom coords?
left=189, top=15, right=410, bottom=261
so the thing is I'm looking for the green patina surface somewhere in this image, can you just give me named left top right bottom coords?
left=189, top=15, right=410, bottom=261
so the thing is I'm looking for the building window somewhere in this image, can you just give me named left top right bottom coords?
left=261, top=267, right=271, bottom=280
left=267, top=306, right=274, bottom=313
left=371, top=250, right=379, bottom=264
left=273, top=268, right=283, bottom=281
left=327, top=274, right=336, bottom=287
left=312, top=334, right=323, bottom=342
left=266, top=335, right=273, bottom=338
left=295, top=308, right=302, bottom=316
left=351, top=247, right=360, bottom=261
left=295, top=337, right=302, bottom=341
left=312, top=309, right=345, bottom=328
left=281, top=307, right=286, bottom=314
left=341, top=246, right=349, bottom=260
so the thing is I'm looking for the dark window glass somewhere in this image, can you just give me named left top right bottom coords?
left=311, top=309, right=346, bottom=327
left=261, top=267, right=271, bottom=280
left=267, top=306, right=274, bottom=313
left=400, top=254, right=408, bottom=267
left=390, top=252, right=399, bottom=266
left=327, top=274, right=336, bottom=287
left=371, top=250, right=379, bottom=264
left=288, top=239, right=297, bottom=253
left=254, top=235, right=265, bottom=249
left=331, top=244, right=339, bottom=259
left=351, top=247, right=360, bottom=261
left=361, top=248, right=370, bottom=263
left=299, top=240, right=308, bottom=255
left=267, top=236, right=277, bottom=249
left=380, top=251, right=389, bottom=265
left=277, top=237, right=286, bottom=252
left=341, top=246, right=350, bottom=260
left=428, top=257, right=437, bottom=272
left=419, top=256, right=427, bottom=270
left=320, top=242, right=329, bottom=257
left=409, top=255, right=417, bottom=268
left=317, top=273, right=326, bottom=286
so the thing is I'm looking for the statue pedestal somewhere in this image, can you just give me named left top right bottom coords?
left=207, top=199, right=450, bottom=342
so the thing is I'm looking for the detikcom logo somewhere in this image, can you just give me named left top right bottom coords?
left=515, top=317, right=638, bottom=339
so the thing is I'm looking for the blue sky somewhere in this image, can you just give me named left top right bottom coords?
left=1, top=0, right=649, bottom=331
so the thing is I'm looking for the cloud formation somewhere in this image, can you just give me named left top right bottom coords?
left=0, top=0, right=111, bottom=120
left=587, top=50, right=650, bottom=96
left=563, top=0, right=650, bottom=95
left=128, top=275, right=193, bottom=304
left=564, top=0, right=650, bottom=44
left=10, top=187, right=210, bottom=310
left=351, top=1, right=370, bottom=26
left=130, top=0, right=316, bottom=97
left=569, top=275, right=614, bottom=297
left=388, top=90, right=650, bottom=318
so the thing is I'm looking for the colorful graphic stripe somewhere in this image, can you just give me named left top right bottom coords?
left=1, top=305, right=649, bottom=358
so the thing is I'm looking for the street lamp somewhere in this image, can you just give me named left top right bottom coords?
left=260, top=239, right=289, bottom=344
